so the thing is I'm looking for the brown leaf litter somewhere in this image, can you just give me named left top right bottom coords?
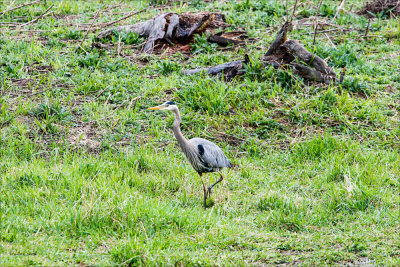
left=359, top=0, right=400, bottom=18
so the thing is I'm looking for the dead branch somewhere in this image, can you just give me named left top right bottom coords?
left=102, top=4, right=124, bottom=13
left=324, top=33, right=337, bottom=48
left=365, top=18, right=371, bottom=37
left=79, top=8, right=102, bottom=49
left=207, top=35, right=244, bottom=46
left=129, top=95, right=142, bottom=111
left=281, top=40, right=336, bottom=77
left=182, top=60, right=244, bottom=81
left=341, top=119, right=364, bottom=140
left=92, top=86, right=110, bottom=100
left=332, top=0, right=346, bottom=23
left=303, top=28, right=353, bottom=35
left=291, top=63, right=333, bottom=83
left=289, top=0, right=300, bottom=23
left=312, top=19, right=319, bottom=46
left=0, top=0, right=16, bottom=19
left=102, top=8, right=146, bottom=28
left=0, top=0, right=43, bottom=19
left=18, top=4, right=53, bottom=27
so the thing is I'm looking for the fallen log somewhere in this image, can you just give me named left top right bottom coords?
left=182, top=60, right=245, bottom=81
left=281, top=40, right=336, bottom=77
left=291, top=63, right=335, bottom=83
left=183, top=21, right=340, bottom=84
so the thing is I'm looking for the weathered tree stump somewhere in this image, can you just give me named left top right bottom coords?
left=97, top=12, right=228, bottom=54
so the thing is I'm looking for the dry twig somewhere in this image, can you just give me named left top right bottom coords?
left=92, top=86, right=110, bottom=100
left=0, top=0, right=16, bottom=19
left=289, top=0, right=299, bottom=22
left=324, top=33, right=336, bottom=48
left=128, top=96, right=141, bottom=111
left=216, top=131, right=246, bottom=142
left=341, top=120, right=364, bottom=140
left=78, top=8, right=103, bottom=49
left=304, top=28, right=352, bottom=35
left=312, top=19, right=319, bottom=46
left=102, top=8, right=146, bottom=28
left=18, top=4, right=54, bottom=27
left=332, top=0, right=346, bottom=23
left=365, top=18, right=371, bottom=37
left=0, top=0, right=44, bottom=19
left=312, top=0, right=324, bottom=46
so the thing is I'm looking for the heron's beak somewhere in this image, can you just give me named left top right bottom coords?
left=148, top=105, right=164, bottom=110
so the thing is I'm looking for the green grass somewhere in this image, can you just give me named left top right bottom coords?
left=1, top=0, right=400, bottom=265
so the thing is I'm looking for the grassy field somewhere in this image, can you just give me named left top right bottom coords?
left=1, top=0, right=400, bottom=265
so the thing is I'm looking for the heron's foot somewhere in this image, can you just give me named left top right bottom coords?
left=204, top=197, right=215, bottom=208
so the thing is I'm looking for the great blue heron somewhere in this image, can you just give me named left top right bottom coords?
left=148, top=101, right=232, bottom=208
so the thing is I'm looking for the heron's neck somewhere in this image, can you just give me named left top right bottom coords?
left=172, top=108, right=188, bottom=147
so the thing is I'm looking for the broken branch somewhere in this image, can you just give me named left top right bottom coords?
left=281, top=39, right=336, bottom=77
left=332, top=0, right=346, bottom=23
left=265, top=21, right=291, bottom=57
left=291, top=63, right=333, bottom=83
left=289, top=0, right=300, bottom=23
left=365, top=18, right=371, bottom=37
left=102, top=8, right=146, bottom=28
left=18, top=4, right=53, bottom=27
left=79, top=8, right=103, bottom=49
left=207, top=35, right=244, bottom=46
left=183, top=60, right=244, bottom=75
left=0, top=0, right=43, bottom=19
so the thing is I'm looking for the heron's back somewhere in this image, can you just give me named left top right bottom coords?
left=181, top=138, right=231, bottom=174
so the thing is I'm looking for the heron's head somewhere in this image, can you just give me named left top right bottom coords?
left=148, top=101, right=178, bottom=112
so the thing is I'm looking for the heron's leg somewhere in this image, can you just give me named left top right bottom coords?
left=199, top=173, right=207, bottom=208
left=207, top=171, right=224, bottom=197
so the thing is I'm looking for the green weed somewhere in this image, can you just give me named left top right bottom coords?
left=109, top=30, right=143, bottom=45
left=191, top=34, right=218, bottom=55
left=156, top=60, right=181, bottom=75
left=1, top=0, right=400, bottom=265
left=177, top=76, right=233, bottom=115
left=29, top=102, right=71, bottom=122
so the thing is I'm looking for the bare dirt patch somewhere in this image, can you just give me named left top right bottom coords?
left=68, top=125, right=102, bottom=152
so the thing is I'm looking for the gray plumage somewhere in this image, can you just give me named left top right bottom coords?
left=170, top=107, right=231, bottom=175
left=181, top=138, right=232, bottom=174
left=149, top=101, right=231, bottom=208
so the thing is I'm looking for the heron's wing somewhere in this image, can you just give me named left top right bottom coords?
left=189, top=138, right=231, bottom=169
